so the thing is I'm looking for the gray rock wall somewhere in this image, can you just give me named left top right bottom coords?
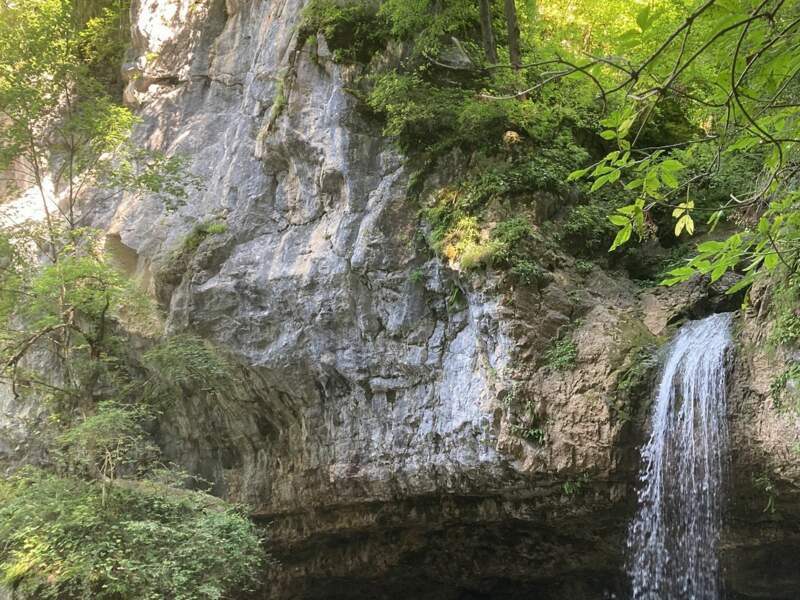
left=104, top=0, right=521, bottom=517
left=73, top=0, right=800, bottom=597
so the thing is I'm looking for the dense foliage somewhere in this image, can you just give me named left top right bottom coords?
left=0, top=472, right=264, bottom=600
left=301, top=0, right=693, bottom=281
left=0, top=2, right=265, bottom=597
left=302, top=0, right=799, bottom=291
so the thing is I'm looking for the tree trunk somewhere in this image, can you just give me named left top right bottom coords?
left=479, top=0, right=498, bottom=64
left=504, top=0, right=522, bottom=70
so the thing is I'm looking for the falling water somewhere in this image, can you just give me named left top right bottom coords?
left=628, top=313, right=734, bottom=600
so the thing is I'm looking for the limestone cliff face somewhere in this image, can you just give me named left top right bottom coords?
left=78, top=1, right=800, bottom=598
left=109, top=0, right=515, bottom=513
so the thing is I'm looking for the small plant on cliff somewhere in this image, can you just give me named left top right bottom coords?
left=179, top=220, right=228, bottom=255
left=574, top=259, right=594, bottom=276
left=511, top=422, right=547, bottom=445
left=544, top=336, right=578, bottom=371
left=769, top=274, right=800, bottom=349
left=613, top=344, right=659, bottom=423
left=769, top=362, right=800, bottom=412
left=754, top=472, right=778, bottom=515
left=562, top=473, right=591, bottom=498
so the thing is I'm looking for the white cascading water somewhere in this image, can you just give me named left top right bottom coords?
left=628, top=313, right=734, bottom=599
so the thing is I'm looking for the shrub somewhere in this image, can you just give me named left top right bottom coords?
left=143, top=334, right=232, bottom=393
left=378, top=0, right=479, bottom=55
left=562, top=473, right=590, bottom=497
left=510, top=259, right=547, bottom=287
left=366, top=70, right=468, bottom=153
left=560, top=200, right=619, bottom=257
left=574, top=259, right=594, bottom=275
left=0, top=471, right=266, bottom=600
left=181, top=220, right=227, bottom=254
left=160, top=220, right=227, bottom=283
left=409, top=268, right=425, bottom=283
left=301, top=0, right=390, bottom=63
left=491, top=218, right=550, bottom=287
left=55, top=401, right=158, bottom=482
left=772, top=309, right=800, bottom=348
left=510, top=422, right=547, bottom=444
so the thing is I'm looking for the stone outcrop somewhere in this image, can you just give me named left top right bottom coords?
left=53, top=0, right=800, bottom=597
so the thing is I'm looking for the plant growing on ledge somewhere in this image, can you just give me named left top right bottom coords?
left=544, top=335, right=578, bottom=371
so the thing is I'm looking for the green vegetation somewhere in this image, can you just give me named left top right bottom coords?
left=574, top=259, right=594, bottom=276
left=179, top=220, right=228, bottom=255
left=754, top=472, right=778, bottom=515
left=0, top=2, right=265, bottom=597
left=563, top=1, right=800, bottom=296
left=769, top=275, right=800, bottom=348
left=3, top=0, right=800, bottom=591
left=502, top=383, right=548, bottom=445
left=0, top=219, right=265, bottom=599
left=508, top=396, right=547, bottom=445
left=409, top=268, right=425, bottom=283
left=613, top=344, right=660, bottom=423
left=544, top=335, right=579, bottom=371
left=562, top=473, right=591, bottom=498
left=159, top=219, right=228, bottom=283
left=510, top=420, right=547, bottom=444
left=770, top=364, right=800, bottom=411
left=0, top=471, right=264, bottom=600
left=300, top=0, right=800, bottom=303
left=301, top=0, right=390, bottom=63
left=766, top=274, right=800, bottom=412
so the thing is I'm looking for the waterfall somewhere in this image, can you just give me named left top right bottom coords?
left=628, top=313, right=734, bottom=599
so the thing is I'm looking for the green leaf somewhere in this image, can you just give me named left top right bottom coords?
left=660, top=159, right=685, bottom=173
left=764, top=252, right=780, bottom=270
left=662, top=169, right=679, bottom=189
left=636, top=6, right=652, bottom=31
left=567, top=168, right=589, bottom=182
left=710, top=262, right=728, bottom=282
left=593, top=164, right=615, bottom=176
left=661, top=276, right=687, bottom=286
left=661, top=266, right=696, bottom=286
left=609, top=224, right=632, bottom=251
left=707, top=210, right=723, bottom=231
left=625, top=178, right=644, bottom=190
left=590, top=174, right=610, bottom=191
left=618, top=116, right=636, bottom=138
left=608, top=214, right=630, bottom=226
left=600, top=130, right=617, bottom=140
left=618, top=29, right=642, bottom=48
left=725, top=136, right=760, bottom=153
left=675, top=214, right=694, bottom=237
left=726, top=272, right=756, bottom=295
left=697, top=240, right=726, bottom=254
left=643, top=169, right=661, bottom=197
